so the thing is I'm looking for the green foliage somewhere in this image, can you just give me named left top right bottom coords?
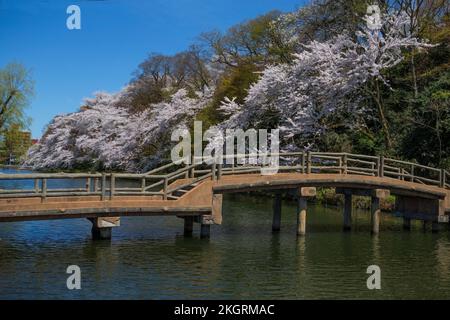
left=0, top=124, right=32, bottom=164
left=401, top=70, right=450, bottom=168
left=0, top=62, right=34, bottom=131
left=0, top=62, right=34, bottom=164
left=209, top=62, right=261, bottom=123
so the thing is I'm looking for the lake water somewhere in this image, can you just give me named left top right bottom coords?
left=0, top=169, right=449, bottom=299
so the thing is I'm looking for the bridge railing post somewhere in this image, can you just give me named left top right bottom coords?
left=378, top=156, right=384, bottom=177
left=300, top=152, right=305, bottom=173
left=101, top=173, right=106, bottom=201
left=86, top=177, right=91, bottom=193
left=41, top=178, right=47, bottom=202
left=141, top=177, right=146, bottom=193
left=342, top=154, right=348, bottom=175
left=189, top=155, right=195, bottom=178
left=217, top=163, right=222, bottom=180
left=94, top=177, right=99, bottom=193
left=211, top=162, right=217, bottom=181
left=34, top=178, right=39, bottom=193
left=163, top=177, right=168, bottom=200
left=110, top=174, right=115, bottom=199
left=306, top=151, right=311, bottom=174
left=184, top=155, right=190, bottom=179
left=440, top=169, right=445, bottom=188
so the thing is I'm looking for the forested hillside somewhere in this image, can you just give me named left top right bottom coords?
left=26, top=0, right=450, bottom=172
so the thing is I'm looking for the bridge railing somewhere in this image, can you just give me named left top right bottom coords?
left=0, top=173, right=103, bottom=200
left=0, top=152, right=448, bottom=201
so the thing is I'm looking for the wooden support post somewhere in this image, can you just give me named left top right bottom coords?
left=163, top=177, right=168, bottom=200
left=94, top=178, right=99, bottom=193
left=301, top=152, right=305, bottom=173
left=141, top=177, right=146, bottom=192
left=101, top=174, right=106, bottom=201
left=217, top=163, right=223, bottom=180
left=306, top=151, right=311, bottom=174
left=34, top=179, right=39, bottom=193
left=190, top=155, right=195, bottom=178
left=211, top=162, right=217, bottom=181
left=110, top=174, right=115, bottom=199
left=90, top=217, right=120, bottom=240
left=378, top=156, right=384, bottom=177
left=296, top=187, right=316, bottom=236
left=343, top=193, right=352, bottom=231
left=212, top=194, right=223, bottom=225
left=86, top=177, right=91, bottom=193
left=272, top=193, right=282, bottom=232
left=200, top=224, right=210, bottom=239
left=342, top=154, right=348, bottom=174
left=184, top=216, right=194, bottom=237
left=41, top=178, right=47, bottom=202
left=184, top=159, right=190, bottom=179
left=369, top=189, right=389, bottom=235
left=92, top=226, right=112, bottom=240
left=371, top=196, right=381, bottom=235
left=432, top=221, right=440, bottom=233
left=297, top=197, right=307, bottom=236
left=403, top=217, right=411, bottom=231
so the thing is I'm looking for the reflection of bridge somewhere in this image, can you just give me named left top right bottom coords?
left=0, top=152, right=449, bottom=239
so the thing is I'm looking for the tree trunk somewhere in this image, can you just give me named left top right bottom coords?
left=373, top=80, right=392, bottom=150
left=411, top=51, right=418, bottom=100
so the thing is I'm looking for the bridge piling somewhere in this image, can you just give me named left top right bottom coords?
left=371, top=189, right=390, bottom=235
left=403, top=218, right=411, bottom=231
left=89, top=217, right=120, bottom=240
left=296, top=187, right=316, bottom=236
left=297, top=197, right=307, bottom=236
left=343, top=193, right=352, bottom=232
left=92, top=225, right=112, bottom=240
left=272, top=193, right=282, bottom=232
left=336, top=188, right=354, bottom=231
left=184, top=216, right=194, bottom=237
left=200, top=224, right=210, bottom=239
left=422, top=221, right=429, bottom=232
left=432, top=221, right=440, bottom=233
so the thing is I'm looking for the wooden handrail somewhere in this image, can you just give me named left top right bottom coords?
left=1, top=152, right=448, bottom=201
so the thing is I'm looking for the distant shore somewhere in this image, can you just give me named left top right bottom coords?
left=0, top=165, right=32, bottom=170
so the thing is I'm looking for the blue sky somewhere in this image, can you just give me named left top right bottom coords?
left=0, top=0, right=305, bottom=137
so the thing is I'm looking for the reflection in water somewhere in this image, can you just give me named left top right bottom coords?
left=436, top=236, right=450, bottom=283
left=0, top=174, right=449, bottom=298
left=371, top=234, right=380, bottom=264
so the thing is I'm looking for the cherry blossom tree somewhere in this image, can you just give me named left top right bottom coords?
left=212, top=10, right=433, bottom=153
left=26, top=87, right=212, bottom=171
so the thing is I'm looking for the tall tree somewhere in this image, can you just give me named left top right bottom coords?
left=0, top=63, right=34, bottom=132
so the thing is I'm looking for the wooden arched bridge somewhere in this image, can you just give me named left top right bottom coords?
left=0, top=152, right=449, bottom=239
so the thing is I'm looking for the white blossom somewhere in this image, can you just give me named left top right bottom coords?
left=214, top=11, right=432, bottom=152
